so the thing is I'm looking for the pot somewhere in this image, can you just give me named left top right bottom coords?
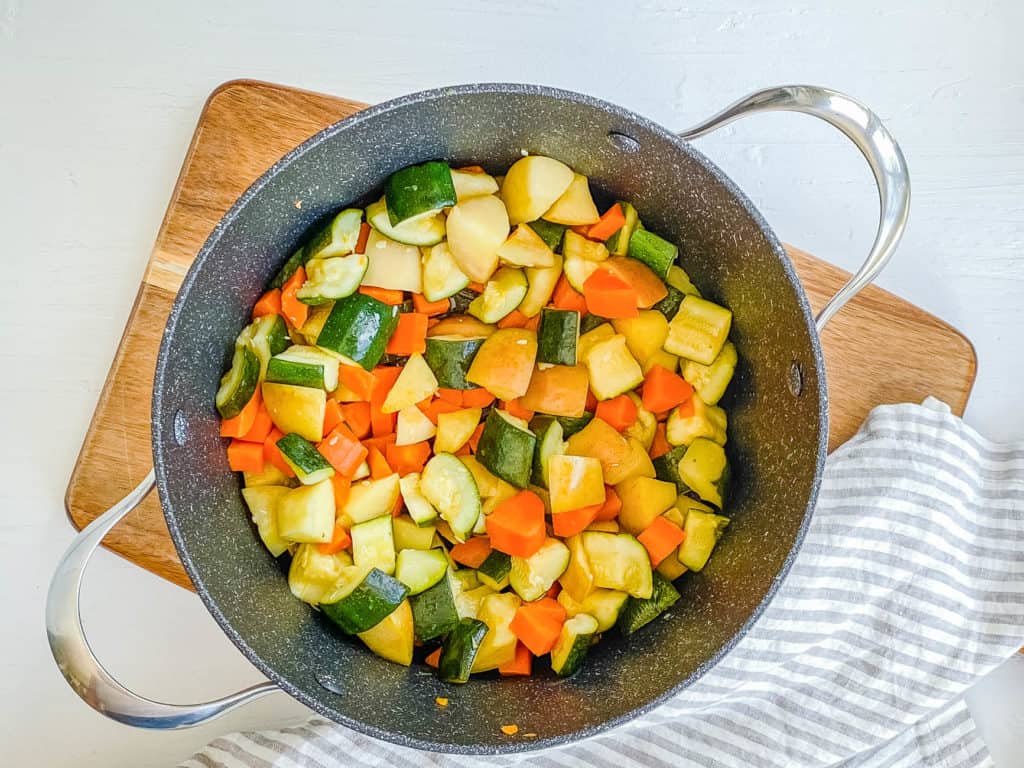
left=47, top=83, right=909, bottom=753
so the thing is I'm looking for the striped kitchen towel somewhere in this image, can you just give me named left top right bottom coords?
left=183, top=399, right=1024, bottom=768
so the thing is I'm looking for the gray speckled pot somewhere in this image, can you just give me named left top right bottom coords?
left=153, top=84, right=826, bottom=753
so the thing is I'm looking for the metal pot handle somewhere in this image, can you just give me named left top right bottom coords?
left=678, top=84, right=910, bottom=332
left=46, top=469, right=278, bottom=728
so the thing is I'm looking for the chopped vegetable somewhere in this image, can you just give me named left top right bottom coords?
left=486, top=490, right=546, bottom=558
left=465, top=328, right=537, bottom=400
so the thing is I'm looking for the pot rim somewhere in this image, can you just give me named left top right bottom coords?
left=153, top=81, right=828, bottom=754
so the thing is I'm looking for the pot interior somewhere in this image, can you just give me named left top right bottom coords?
left=153, top=84, right=825, bottom=753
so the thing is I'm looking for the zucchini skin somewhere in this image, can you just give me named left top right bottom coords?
left=526, top=219, right=567, bottom=252
left=423, top=337, right=485, bottom=389
left=627, top=229, right=677, bottom=279
left=216, top=345, right=260, bottom=419
left=616, top=572, right=680, bottom=635
left=537, top=308, right=580, bottom=366
left=316, top=293, right=400, bottom=370
left=475, top=410, right=537, bottom=489
left=477, top=550, right=511, bottom=588
left=438, top=617, right=488, bottom=683
left=652, top=284, right=685, bottom=319
left=321, top=568, right=409, bottom=634
left=384, top=161, right=456, bottom=225
left=555, top=412, right=593, bottom=437
left=265, top=358, right=324, bottom=389
left=652, top=444, right=690, bottom=494
left=409, top=574, right=460, bottom=641
left=276, top=433, right=332, bottom=474
left=529, top=415, right=564, bottom=488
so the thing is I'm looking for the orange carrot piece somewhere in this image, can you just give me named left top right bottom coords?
left=531, top=596, right=567, bottom=624
left=220, top=388, right=262, bottom=438
left=674, top=398, right=695, bottom=419
left=509, top=603, right=564, bottom=656
left=425, top=647, right=442, bottom=668
left=263, top=428, right=296, bottom=477
left=486, top=492, right=547, bottom=558
left=467, top=281, right=486, bottom=293
left=339, top=401, right=372, bottom=439
left=317, top=423, right=368, bottom=477
left=236, top=404, right=274, bottom=444
left=322, top=399, right=344, bottom=435
left=467, top=423, right=486, bottom=453
left=355, top=222, right=371, bottom=254
left=412, top=293, right=451, bottom=316
left=252, top=289, right=283, bottom=319
left=436, top=388, right=464, bottom=406
left=585, top=389, right=599, bottom=412
left=339, top=365, right=376, bottom=401
left=552, top=501, right=604, bottom=537
left=499, top=642, right=533, bottom=676
left=641, top=365, right=694, bottom=413
left=370, top=367, right=402, bottom=436
left=582, top=268, right=639, bottom=319
left=551, top=274, right=588, bottom=313
left=385, top=441, right=432, bottom=476
left=358, top=285, right=406, bottom=305
left=546, top=581, right=562, bottom=599
left=367, top=446, right=393, bottom=479
left=454, top=443, right=472, bottom=457
left=227, top=439, right=265, bottom=473
left=594, top=394, right=638, bottom=431
left=637, top=516, right=686, bottom=566
left=650, top=423, right=671, bottom=459
left=461, top=388, right=496, bottom=408
left=500, top=398, right=535, bottom=422
left=523, top=314, right=540, bottom=331
left=281, top=266, right=309, bottom=329
left=419, top=397, right=462, bottom=426
left=362, top=433, right=397, bottom=453
left=318, top=522, right=352, bottom=555
left=449, top=536, right=493, bottom=568
left=594, top=486, right=622, bottom=521
left=331, top=474, right=352, bottom=510
left=456, top=164, right=486, bottom=173
left=586, top=203, right=626, bottom=242
left=497, top=310, right=530, bottom=329
left=386, top=312, right=429, bottom=356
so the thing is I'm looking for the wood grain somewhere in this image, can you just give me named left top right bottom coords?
left=64, top=80, right=977, bottom=591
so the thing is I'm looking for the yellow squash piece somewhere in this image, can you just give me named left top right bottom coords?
left=358, top=599, right=414, bottom=665
left=339, top=474, right=401, bottom=526
left=546, top=454, right=606, bottom=514
left=559, top=534, right=595, bottom=602
left=612, top=311, right=670, bottom=367
left=241, top=486, right=291, bottom=556
left=262, top=382, right=326, bottom=442
left=615, top=476, right=678, bottom=534
left=565, top=417, right=631, bottom=483
left=465, top=328, right=538, bottom=400
left=666, top=394, right=728, bottom=447
left=519, top=364, right=590, bottom=418
left=435, top=407, right=483, bottom=454
left=381, top=353, right=438, bottom=413
left=500, top=155, right=575, bottom=225
left=471, top=592, right=521, bottom=672
left=583, top=335, right=644, bottom=401
left=288, top=545, right=354, bottom=604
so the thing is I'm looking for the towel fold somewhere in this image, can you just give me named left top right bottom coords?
left=183, top=399, right=1024, bottom=768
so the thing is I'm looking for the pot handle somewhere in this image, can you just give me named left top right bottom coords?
left=46, top=469, right=278, bottom=728
left=678, top=84, right=910, bottom=332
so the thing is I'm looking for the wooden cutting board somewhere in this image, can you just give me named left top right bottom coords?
left=65, top=80, right=977, bottom=591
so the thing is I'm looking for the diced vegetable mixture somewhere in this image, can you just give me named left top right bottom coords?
left=217, top=156, right=736, bottom=681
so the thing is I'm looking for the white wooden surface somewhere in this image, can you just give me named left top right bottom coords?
left=2, top=1, right=1022, bottom=765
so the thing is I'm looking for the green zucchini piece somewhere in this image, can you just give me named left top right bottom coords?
left=247, top=314, right=290, bottom=377
left=476, top=409, right=537, bottom=489
left=276, top=433, right=335, bottom=485
left=384, top=161, right=457, bottom=225
left=477, top=550, right=512, bottom=591
left=666, top=265, right=702, bottom=297
left=240, top=486, right=290, bottom=557
left=419, top=453, right=481, bottom=540
left=529, top=415, right=565, bottom=488
left=678, top=507, right=730, bottom=571
left=366, top=198, right=445, bottom=247
left=305, top=208, right=363, bottom=261
left=351, top=515, right=397, bottom=575
left=266, top=358, right=325, bottom=389
left=616, top=572, right=680, bottom=635
left=555, top=412, right=593, bottom=437
left=288, top=545, right=353, bottom=604
left=557, top=588, right=628, bottom=632
left=422, top=242, right=471, bottom=301
left=392, top=515, right=436, bottom=550
left=467, top=267, right=528, bottom=324
left=550, top=613, right=599, bottom=676
left=652, top=284, right=685, bottom=320
left=509, top=538, right=570, bottom=602
left=664, top=295, right=732, bottom=366
left=395, top=548, right=449, bottom=595
left=423, top=336, right=486, bottom=390
left=525, top=219, right=567, bottom=252
left=448, top=286, right=479, bottom=315
left=562, top=252, right=600, bottom=293
left=578, top=313, right=606, bottom=335
left=678, top=438, right=731, bottom=508
left=215, top=344, right=260, bottom=419
left=605, top=202, right=639, bottom=255
left=315, top=293, right=400, bottom=370
left=269, top=245, right=310, bottom=290
left=398, top=474, right=439, bottom=526
left=321, top=568, right=408, bottom=634
left=652, top=444, right=690, bottom=494
left=409, top=571, right=459, bottom=641
left=272, top=345, right=341, bottom=391
left=581, top=532, right=653, bottom=599
left=537, top=308, right=580, bottom=366
left=437, top=617, right=488, bottom=683
left=627, top=229, right=677, bottom=279
left=681, top=341, right=737, bottom=406
left=296, top=252, right=368, bottom=304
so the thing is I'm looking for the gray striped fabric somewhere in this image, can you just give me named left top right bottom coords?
left=183, top=399, right=1024, bottom=768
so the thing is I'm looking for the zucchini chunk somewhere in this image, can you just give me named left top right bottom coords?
left=627, top=228, right=677, bottom=279
left=537, top=308, right=580, bottom=365
left=509, top=538, right=570, bottom=602
left=394, top=548, right=448, bottom=595
left=616, top=572, right=680, bottom=635
left=664, top=295, right=732, bottom=365
left=315, top=293, right=400, bottom=370
left=581, top=532, right=652, bottom=599
left=384, top=161, right=456, bottom=225
left=392, top=515, right=436, bottom=550
left=605, top=201, right=639, bottom=255
left=652, top=284, right=685, bottom=320
left=550, top=613, right=599, bottom=676
left=438, top=617, right=489, bottom=683
left=262, top=382, right=326, bottom=442
left=419, top=453, right=482, bottom=540
left=398, top=474, right=438, bottom=526
left=296, top=252, right=368, bottom=304
left=276, top=433, right=335, bottom=485
left=652, top=444, right=690, bottom=494
left=525, top=219, right=567, bottom=252
left=583, top=335, right=644, bottom=401
left=666, top=394, right=728, bottom=448
left=423, top=336, right=486, bottom=390
left=529, top=416, right=565, bottom=488
left=475, top=409, right=537, bottom=489
left=477, top=550, right=512, bottom=591
left=321, top=567, right=409, bottom=634
left=678, top=437, right=731, bottom=508
left=468, top=267, right=529, bottom=323
left=215, top=344, right=260, bottom=419
left=557, top=587, right=628, bottom=632
left=421, top=242, right=471, bottom=301
left=247, top=314, right=290, bottom=377
left=681, top=341, right=738, bottom=406
left=366, top=198, right=445, bottom=247
left=277, top=478, right=335, bottom=543
left=341, top=474, right=401, bottom=525
left=268, top=345, right=340, bottom=391
left=555, top=412, right=593, bottom=437
left=409, top=571, right=460, bottom=641
left=678, top=507, right=730, bottom=571
left=471, top=592, right=521, bottom=672
left=357, top=599, right=414, bottom=666
left=288, top=545, right=353, bottom=604
left=351, top=515, right=396, bottom=575
left=240, top=486, right=290, bottom=557
left=270, top=245, right=310, bottom=290
left=304, top=208, right=363, bottom=260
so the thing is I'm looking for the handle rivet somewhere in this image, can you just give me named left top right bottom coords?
left=788, top=361, right=804, bottom=397
left=173, top=410, right=189, bottom=446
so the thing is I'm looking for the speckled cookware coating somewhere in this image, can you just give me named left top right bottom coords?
left=153, top=84, right=827, bottom=753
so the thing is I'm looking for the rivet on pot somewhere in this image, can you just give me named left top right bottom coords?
left=608, top=131, right=641, bottom=153
left=172, top=410, right=189, bottom=446
left=788, top=361, right=804, bottom=397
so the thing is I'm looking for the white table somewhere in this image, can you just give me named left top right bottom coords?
left=2, top=1, right=1022, bottom=765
